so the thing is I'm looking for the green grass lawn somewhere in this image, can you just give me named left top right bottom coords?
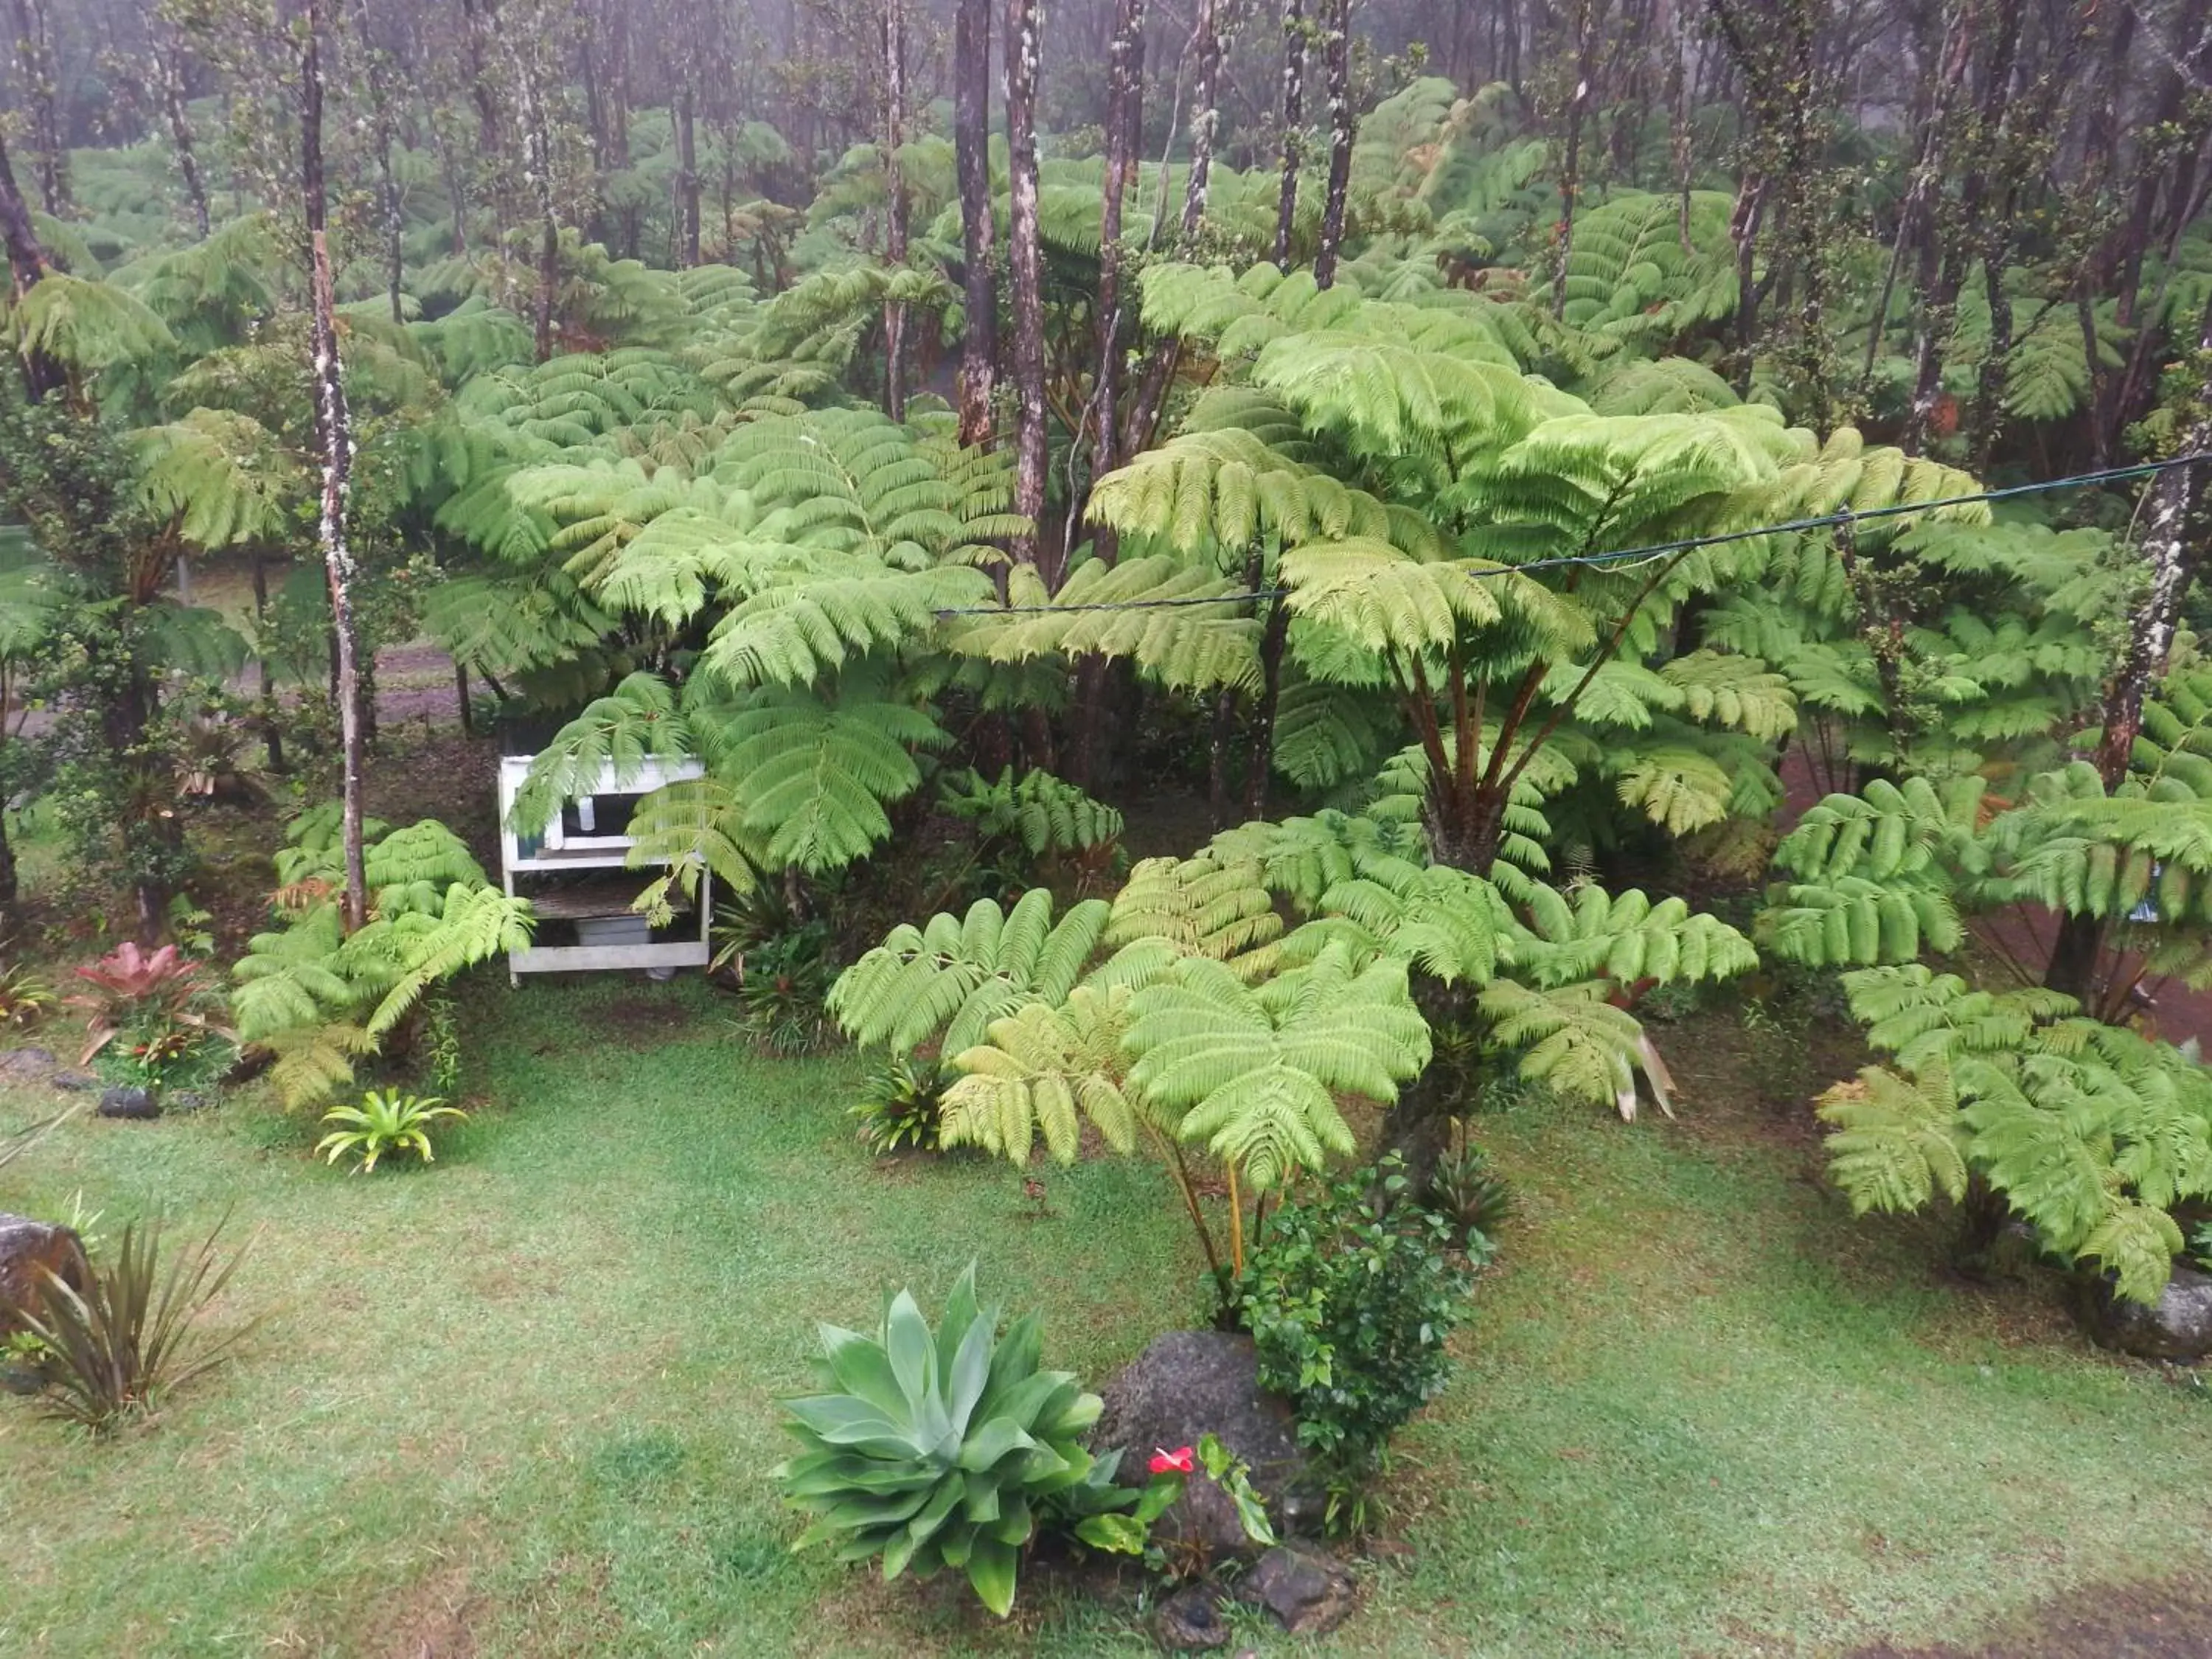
left=5, top=978, right=2211, bottom=1657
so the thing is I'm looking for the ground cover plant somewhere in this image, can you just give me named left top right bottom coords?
left=4, top=986, right=2212, bottom=1654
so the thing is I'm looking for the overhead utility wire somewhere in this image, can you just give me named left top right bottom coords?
left=929, top=451, right=2212, bottom=618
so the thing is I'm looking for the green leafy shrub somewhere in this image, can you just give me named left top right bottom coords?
left=1, top=1216, right=257, bottom=1433
left=315, top=1091, right=467, bottom=1173
left=1234, top=1157, right=1475, bottom=1528
left=851, top=1055, right=946, bottom=1154
left=776, top=1264, right=1123, bottom=1618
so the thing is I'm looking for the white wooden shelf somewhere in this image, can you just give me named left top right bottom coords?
left=497, top=754, right=711, bottom=984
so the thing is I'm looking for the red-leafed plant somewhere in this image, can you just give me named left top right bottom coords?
left=66, top=944, right=204, bottom=1064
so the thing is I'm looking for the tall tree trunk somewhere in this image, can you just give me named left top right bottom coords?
left=1860, top=1, right=1969, bottom=400
left=0, top=130, right=58, bottom=400
left=1903, top=0, right=2021, bottom=456
left=954, top=0, right=998, bottom=447
left=299, top=0, right=370, bottom=932
left=1006, top=0, right=1050, bottom=577
left=882, top=0, right=911, bottom=421
left=156, top=41, right=212, bottom=240
left=1311, top=0, right=1354, bottom=288
left=1091, top=0, right=1147, bottom=545
left=1180, top=0, right=1234, bottom=240
left=675, top=83, right=702, bottom=269
left=1551, top=0, right=1595, bottom=319
left=7, top=0, right=66, bottom=215
left=2093, top=312, right=2212, bottom=789
left=459, top=0, right=504, bottom=153
left=354, top=0, right=406, bottom=323
left=1272, top=0, right=1306, bottom=268
left=512, top=26, right=564, bottom=361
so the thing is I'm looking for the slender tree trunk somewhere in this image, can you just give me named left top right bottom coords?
left=1860, top=1, right=1969, bottom=400
left=1006, top=0, right=1050, bottom=577
left=252, top=552, right=285, bottom=775
left=7, top=0, right=66, bottom=215
left=954, top=0, right=998, bottom=447
left=1180, top=0, right=1234, bottom=240
left=1272, top=0, right=1306, bottom=268
left=354, top=1, right=406, bottom=324
left=675, top=84, right=702, bottom=269
left=1551, top=1, right=1595, bottom=319
left=1244, top=596, right=1289, bottom=819
left=1091, top=0, right=1147, bottom=540
left=459, top=0, right=504, bottom=152
left=156, top=44, right=212, bottom=241
left=882, top=0, right=911, bottom=421
left=2093, top=315, right=2212, bottom=788
left=1312, top=0, right=1354, bottom=288
left=511, top=27, right=564, bottom=361
left=299, top=0, right=369, bottom=932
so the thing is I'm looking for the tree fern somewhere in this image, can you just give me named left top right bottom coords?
left=1123, top=947, right=1430, bottom=1190
left=830, top=889, right=1116, bottom=1057
left=937, top=768, right=1123, bottom=856
left=942, top=987, right=1139, bottom=1166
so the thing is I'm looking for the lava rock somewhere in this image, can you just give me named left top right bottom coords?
left=0, top=1214, right=86, bottom=1335
left=0, top=1046, right=58, bottom=1081
left=49, top=1070, right=97, bottom=1093
left=1234, top=1545, right=1358, bottom=1635
left=1152, top=1582, right=1231, bottom=1652
left=1093, top=1330, right=1315, bottom=1556
left=97, top=1085, right=160, bottom=1121
left=167, top=1091, right=210, bottom=1114
left=2079, top=1262, right=2212, bottom=1363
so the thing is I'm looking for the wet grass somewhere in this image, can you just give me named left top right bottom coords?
left=4, top=987, right=2212, bottom=1656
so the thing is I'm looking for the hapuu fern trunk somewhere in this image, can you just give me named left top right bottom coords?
left=298, top=0, right=369, bottom=933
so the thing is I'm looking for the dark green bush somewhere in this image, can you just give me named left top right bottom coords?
left=849, top=1054, right=946, bottom=1154
left=1233, top=1157, right=1476, bottom=1510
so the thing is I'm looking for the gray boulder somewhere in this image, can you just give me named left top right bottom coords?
left=0, top=1046, right=58, bottom=1082
left=2079, top=1262, right=2212, bottom=1363
left=1234, top=1545, right=1358, bottom=1635
left=0, top=1214, right=86, bottom=1335
left=97, top=1085, right=159, bottom=1121
left=1093, top=1330, right=1315, bottom=1557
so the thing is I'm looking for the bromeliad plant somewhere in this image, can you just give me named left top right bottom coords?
left=776, top=1264, right=1126, bottom=1618
left=66, top=942, right=207, bottom=1065
left=315, top=1091, right=468, bottom=1174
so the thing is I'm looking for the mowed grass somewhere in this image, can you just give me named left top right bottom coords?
left=5, top=984, right=2212, bottom=1658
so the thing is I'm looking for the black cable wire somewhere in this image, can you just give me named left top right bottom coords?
left=928, top=451, right=2212, bottom=619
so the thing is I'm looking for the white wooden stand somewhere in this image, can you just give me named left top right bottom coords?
left=497, top=754, right=712, bottom=985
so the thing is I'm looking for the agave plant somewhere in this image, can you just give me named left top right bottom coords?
left=315, top=1091, right=468, bottom=1173
left=776, top=1264, right=1125, bottom=1617
left=2, top=1216, right=257, bottom=1433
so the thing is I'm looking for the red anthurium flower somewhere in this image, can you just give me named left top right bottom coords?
left=1148, top=1445, right=1195, bottom=1475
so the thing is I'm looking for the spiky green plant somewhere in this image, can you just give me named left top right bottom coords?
left=2, top=1217, right=256, bottom=1434
left=775, top=1265, right=1124, bottom=1618
left=315, top=1091, right=468, bottom=1173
